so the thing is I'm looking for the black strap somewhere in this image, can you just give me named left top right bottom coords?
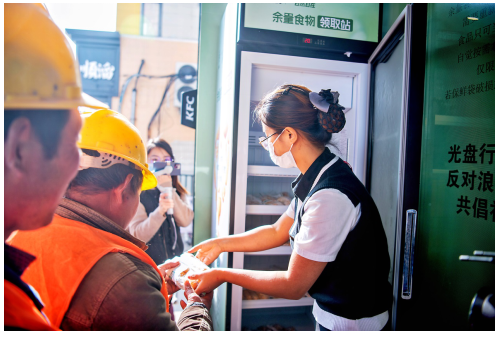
left=5, top=264, right=45, bottom=312
left=293, top=178, right=361, bottom=238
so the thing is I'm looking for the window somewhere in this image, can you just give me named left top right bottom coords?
left=141, top=3, right=200, bottom=41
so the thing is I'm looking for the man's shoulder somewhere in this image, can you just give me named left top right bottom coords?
left=93, top=252, right=160, bottom=283
left=62, top=252, right=163, bottom=330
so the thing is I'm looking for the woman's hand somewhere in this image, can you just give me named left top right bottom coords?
left=188, top=269, right=223, bottom=295
left=158, top=260, right=181, bottom=295
left=157, top=174, right=172, bottom=186
left=188, top=239, right=223, bottom=266
left=180, top=280, right=213, bottom=310
left=159, top=193, right=174, bottom=215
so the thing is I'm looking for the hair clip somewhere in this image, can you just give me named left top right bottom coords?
left=309, top=89, right=345, bottom=112
left=309, top=89, right=346, bottom=134
left=282, top=86, right=293, bottom=95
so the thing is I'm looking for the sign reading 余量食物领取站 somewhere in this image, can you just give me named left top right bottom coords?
left=244, top=3, right=378, bottom=42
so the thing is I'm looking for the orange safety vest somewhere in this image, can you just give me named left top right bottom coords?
left=4, top=280, right=58, bottom=331
left=8, top=214, right=169, bottom=328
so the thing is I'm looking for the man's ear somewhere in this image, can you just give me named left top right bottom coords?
left=4, top=117, right=34, bottom=178
left=113, top=173, right=135, bottom=204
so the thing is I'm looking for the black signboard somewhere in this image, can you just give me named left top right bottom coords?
left=65, top=29, right=120, bottom=106
left=181, top=89, right=197, bottom=129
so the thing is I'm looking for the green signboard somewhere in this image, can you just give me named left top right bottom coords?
left=318, top=15, right=353, bottom=32
left=244, top=3, right=379, bottom=42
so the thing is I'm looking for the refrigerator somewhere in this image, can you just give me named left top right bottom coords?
left=211, top=3, right=493, bottom=331
left=211, top=3, right=378, bottom=330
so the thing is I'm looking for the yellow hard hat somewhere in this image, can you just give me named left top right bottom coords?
left=78, top=109, right=157, bottom=191
left=4, top=3, right=108, bottom=110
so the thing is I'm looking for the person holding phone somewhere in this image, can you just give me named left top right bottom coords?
left=187, top=85, right=392, bottom=331
left=128, top=138, right=194, bottom=264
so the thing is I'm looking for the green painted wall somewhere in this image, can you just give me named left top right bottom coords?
left=381, top=3, right=408, bottom=38
left=193, top=3, right=227, bottom=246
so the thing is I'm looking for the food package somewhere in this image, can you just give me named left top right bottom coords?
left=246, top=194, right=262, bottom=205
left=167, top=253, right=210, bottom=290
left=258, top=192, right=292, bottom=206
left=260, top=195, right=274, bottom=204
left=265, top=199, right=283, bottom=205
left=242, top=289, right=272, bottom=300
left=277, top=196, right=291, bottom=205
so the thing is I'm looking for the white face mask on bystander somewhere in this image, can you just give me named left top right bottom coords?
left=268, top=130, right=297, bottom=169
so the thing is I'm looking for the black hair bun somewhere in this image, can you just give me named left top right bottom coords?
left=317, top=89, right=346, bottom=133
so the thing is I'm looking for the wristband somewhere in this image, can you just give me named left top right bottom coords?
left=186, top=302, right=207, bottom=310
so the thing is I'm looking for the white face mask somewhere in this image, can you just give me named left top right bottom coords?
left=268, top=130, right=297, bottom=168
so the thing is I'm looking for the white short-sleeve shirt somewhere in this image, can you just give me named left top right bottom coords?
left=287, top=155, right=388, bottom=330
left=286, top=189, right=361, bottom=262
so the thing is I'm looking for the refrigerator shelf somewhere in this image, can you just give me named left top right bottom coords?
left=242, top=297, right=314, bottom=309
left=245, top=245, right=292, bottom=256
left=247, top=165, right=300, bottom=177
left=246, top=205, right=288, bottom=215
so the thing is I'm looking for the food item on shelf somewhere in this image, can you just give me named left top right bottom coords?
left=257, top=292, right=270, bottom=299
left=260, top=194, right=273, bottom=203
left=277, top=196, right=291, bottom=205
left=166, top=253, right=210, bottom=290
left=255, top=192, right=293, bottom=206
left=246, top=194, right=262, bottom=205
left=264, top=199, right=283, bottom=205
left=242, top=289, right=272, bottom=300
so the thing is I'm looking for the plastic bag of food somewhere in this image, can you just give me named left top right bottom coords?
left=246, top=194, right=262, bottom=205
left=166, top=253, right=210, bottom=290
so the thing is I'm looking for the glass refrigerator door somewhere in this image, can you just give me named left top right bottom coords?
left=365, top=4, right=420, bottom=330
left=230, top=51, right=370, bottom=330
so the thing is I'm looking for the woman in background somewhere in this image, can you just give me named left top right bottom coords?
left=128, top=138, right=193, bottom=264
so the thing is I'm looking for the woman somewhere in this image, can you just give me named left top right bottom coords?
left=128, top=138, right=194, bottom=264
left=188, top=85, right=392, bottom=331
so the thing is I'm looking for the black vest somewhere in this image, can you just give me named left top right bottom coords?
left=289, top=149, right=392, bottom=319
left=140, top=189, right=184, bottom=265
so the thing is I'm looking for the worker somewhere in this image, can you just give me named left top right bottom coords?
left=8, top=109, right=214, bottom=330
left=188, top=85, right=392, bottom=331
left=4, top=3, right=108, bottom=330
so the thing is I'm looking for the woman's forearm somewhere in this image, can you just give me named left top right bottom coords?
left=215, top=268, right=304, bottom=300
left=216, top=224, right=288, bottom=253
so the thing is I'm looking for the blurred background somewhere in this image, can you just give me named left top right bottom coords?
left=47, top=3, right=201, bottom=250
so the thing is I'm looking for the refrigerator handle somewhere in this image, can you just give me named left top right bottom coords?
left=401, top=209, right=417, bottom=300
